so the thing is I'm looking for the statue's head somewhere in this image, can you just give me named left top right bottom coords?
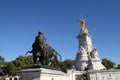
left=38, top=31, right=43, bottom=34
left=80, top=19, right=85, bottom=26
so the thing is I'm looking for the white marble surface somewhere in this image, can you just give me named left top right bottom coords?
left=17, top=67, right=120, bottom=80
left=18, top=67, right=70, bottom=80
left=87, top=70, right=120, bottom=80
left=75, top=29, right=106, bottom=71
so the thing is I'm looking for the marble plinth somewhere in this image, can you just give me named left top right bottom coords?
left=17, top=67, right=120, bottom=80
left=17, top=66, right=69, bottom=80
left=87, top=69, right=120, bottom=80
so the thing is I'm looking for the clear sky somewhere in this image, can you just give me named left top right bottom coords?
left=0, top=0, right=120, bottom=65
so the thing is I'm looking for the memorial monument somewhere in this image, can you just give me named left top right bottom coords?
left=74, top=19, right=106, bottom=71
left=73, top=19, right=120, bottom=80
left=17, top=19, right=120, bottom=80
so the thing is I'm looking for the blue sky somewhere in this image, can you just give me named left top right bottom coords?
left=0, top=0, right=120, bottom=65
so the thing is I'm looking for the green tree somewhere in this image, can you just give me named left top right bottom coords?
left=64, top=59, right=73, bottom=69
left=3, top=62, right=16, bottom=75
left=59, top=59, right=74, bottom=72
left=117, top=64, right=120, bottom=69
left=0, top=56, right=5, bottom=76
left=59, top=61, right=67, bottom=72
left=0, top=56, right=4, bottom=64
left=14, top=55, right=26, bottom=67
left=13, top=55, right=33, bottom=71
left=25, top=56, right=33, bottom=66
left=102, top=58, right=115, bottom=69
left=2, top=55, right=34, bottom=76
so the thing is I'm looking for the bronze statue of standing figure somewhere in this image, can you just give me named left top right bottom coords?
left=26, top=31, right=62, bottom=66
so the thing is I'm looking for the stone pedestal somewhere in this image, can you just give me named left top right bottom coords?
left=17, top=66, right=68, bottom=80
left=17, top=66, right=120, bottom=80
left=87, top=70, right=120, bottom=80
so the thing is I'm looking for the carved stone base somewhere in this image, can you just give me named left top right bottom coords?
left=17, top=67, right=67, bottom=80
left=87, top=70, right=120, bottom=80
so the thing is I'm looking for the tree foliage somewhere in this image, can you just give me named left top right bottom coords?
left=117, top=64, right=120, bottom=69
left=102, top=58, right=115, bottom=69
left=0, top=56, right=4, bottom=64
left=1, top=55, right=33, bottom=76
left=59, top=59, right=73, bottom=72
left=3, top=62, right=15, bottom=75
left=0, top=56, right=5, bottom=75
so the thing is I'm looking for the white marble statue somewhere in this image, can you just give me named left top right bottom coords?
left=75, top=19, right=106, bottom=71
left=89, top=48, right=100, bottom=60
left=75, top=46, right=88, bottom=71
